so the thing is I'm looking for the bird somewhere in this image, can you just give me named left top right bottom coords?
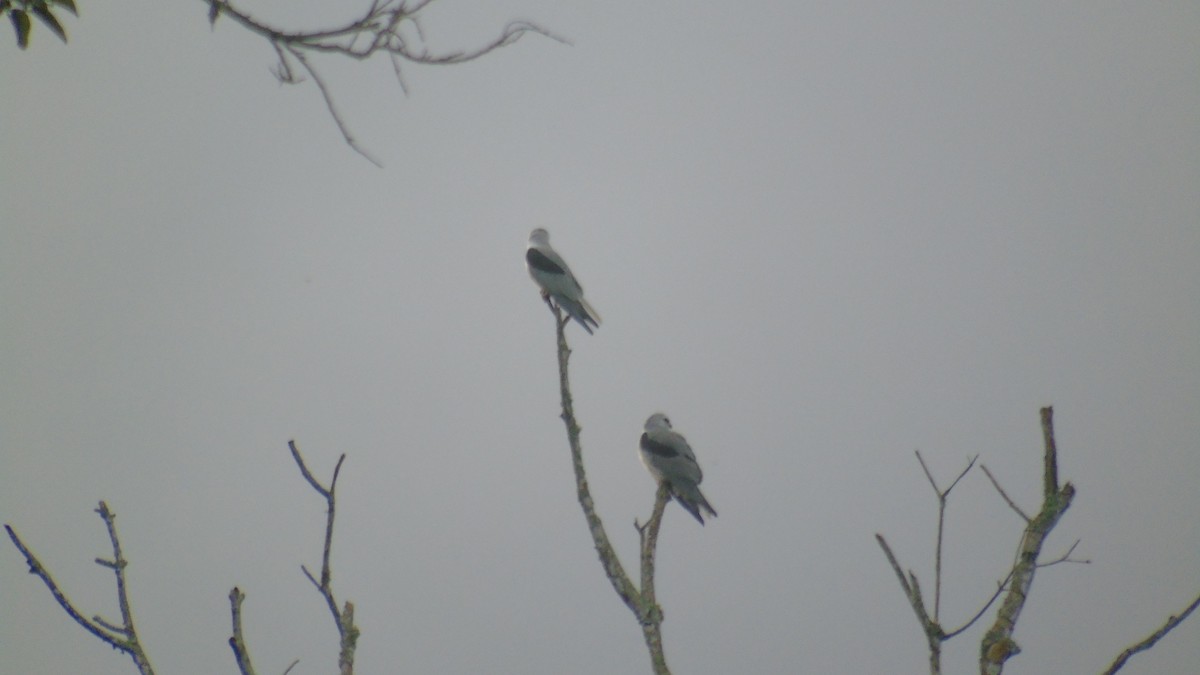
left=639, top=413, right=717, bottom=525
left=526, top=228, right=601, bottom=335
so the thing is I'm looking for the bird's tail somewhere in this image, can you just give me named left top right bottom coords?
left=672, top=484, right=717, bottom=526
left=579, top=297, right=601, bottom=328
left=560, top=297, right=600, bottom=335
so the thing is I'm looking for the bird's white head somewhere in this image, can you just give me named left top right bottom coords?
left=644, top=412, right=672, bottom=431
left=529, top=228, right=550, bottom=246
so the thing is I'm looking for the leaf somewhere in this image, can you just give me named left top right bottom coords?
left=47, top=0, right=76, bottom=17
left=0, top=2, right=10, bottom=14
left=9, top=7, right=30, bottom=49
left=31, top=3, right=65, bottom=42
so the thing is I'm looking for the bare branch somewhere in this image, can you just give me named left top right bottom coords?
left=1103, top=592, right=1200, bottom=675
left=1036, top=538, right=1089, bottom=568
left=943, top=569, right=1014, bottom=639
left=93, top=614, right=129, bottom=634
left=980, top=464, right=1031, bottom=523
left=96, top=502, right=156, bottom=674
left=636, top=485, right=671, bottom=673
left=1040, top=406, right=1059, bottom=496
left=5, top=525, right=125, bottom=650
left=546, top=301, right=670, bottom=674
left=875, top=533, right=942, bottom=674
left=915, top=451, right=978, bottom=622
left=4, top=504, right=157, bottom=675
left=201, top=0, right=568, bottom=164
left=980, top=406, right=1076, bottom=675
left=228, top=587, right=257, bottom=675
left=638, top=484, right=670, bottom=608
left=876, top=533, right=914, bottom=598
left=285, top=45, right=383, bottom=167
left=288, top=442, right=358, bottom=675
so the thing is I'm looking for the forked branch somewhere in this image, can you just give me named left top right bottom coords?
left=5, top=502, right=157, bottom=675
left=203, top=0, right=568, bottom=165
left=289, top=441, right=359, bottom=675
left=979, top=406, right=1076, bottom=675
left=546, top=300, right=671, bottom=675
left=227, top=443, right=358, bottom=674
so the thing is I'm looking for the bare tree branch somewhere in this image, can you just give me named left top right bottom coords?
left=546, top=300, right=671, bottom=674
left=202, top=0, right=568, bottom=164
left=876, top=533, right=943, bottom=674
left=980, top=464, right=1031, bottom=523
left=4, top=503, right=157, bottom=675
left=288, top=441, right=358, bottom=675
left=1035, top=538, right=1089, bottom=568
left=943, top=570, right=1014, bottom=640
left=635, top=485, right=671, bottom=673
left=916, top=450, right=978, bottom=621
left=979, top=406, right=1076, bottom=675
left=1102, top=592, right=1200, bottom=674
left=228, top=587, right=257, bottom=675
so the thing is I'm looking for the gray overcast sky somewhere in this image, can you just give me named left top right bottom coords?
left=2, top=2, right=1198, bottom=673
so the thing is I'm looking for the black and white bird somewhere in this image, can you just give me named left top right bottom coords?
left=639, top=413, right=717, bottom=525
left=526, top=228, right=601, bottom=334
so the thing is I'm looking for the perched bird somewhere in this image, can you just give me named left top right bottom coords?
left=639, top=413, right=717, bottom=525
left=526, top=228, right=601, bottom=334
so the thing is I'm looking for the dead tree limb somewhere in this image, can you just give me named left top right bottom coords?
left=916, top=449, right=977, bottom=621
left=546, top=299, right=671, bottom=675
left=202, top=0, right=568, bottom=165
left=289, top=441, right=359, bottom=675
left=5, top=502, right=157, bottom=675
left=227, top=443, right=358, bottom=674
left=979, top=406, right=1076, bottom=675
left=1102, top=591, right=1200, bottom=675
left=228, top=587, right=257, bottom=675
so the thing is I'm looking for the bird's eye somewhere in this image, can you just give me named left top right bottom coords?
left=663, top=417, right=670, bottom=426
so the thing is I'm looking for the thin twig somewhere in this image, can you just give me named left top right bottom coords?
left=1102, top=592, right=1200, bottom=675
left=942, top=569, right=1014, bottom=639
left=286, top=45, right=382, bottom=167
left=1035, top=538, right=1090, bottom=568
left=915, top=450, right=977, bottom=621
left=201, top=0, right=568, bottom=164
left=980, top=464, right=1031, bottom=523
left=875, top=533, right=942, bottom=674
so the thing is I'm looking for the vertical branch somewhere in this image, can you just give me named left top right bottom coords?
left=916, top=451, right=976, bottom=622
left=228, top=587, right=257, bottom=675
left=979, top=407, right=1075, bottom=675
left=1040, top=407, right=1058, bottom=501
left=94, top=502, right=155, bottom=675
left=290, top=442, right=360, bottom=675
left=635, top=485, right=671, bottom=675
left=547, top=301, right=670, bottom=674
left=4, top=504, right=156, bottom=675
